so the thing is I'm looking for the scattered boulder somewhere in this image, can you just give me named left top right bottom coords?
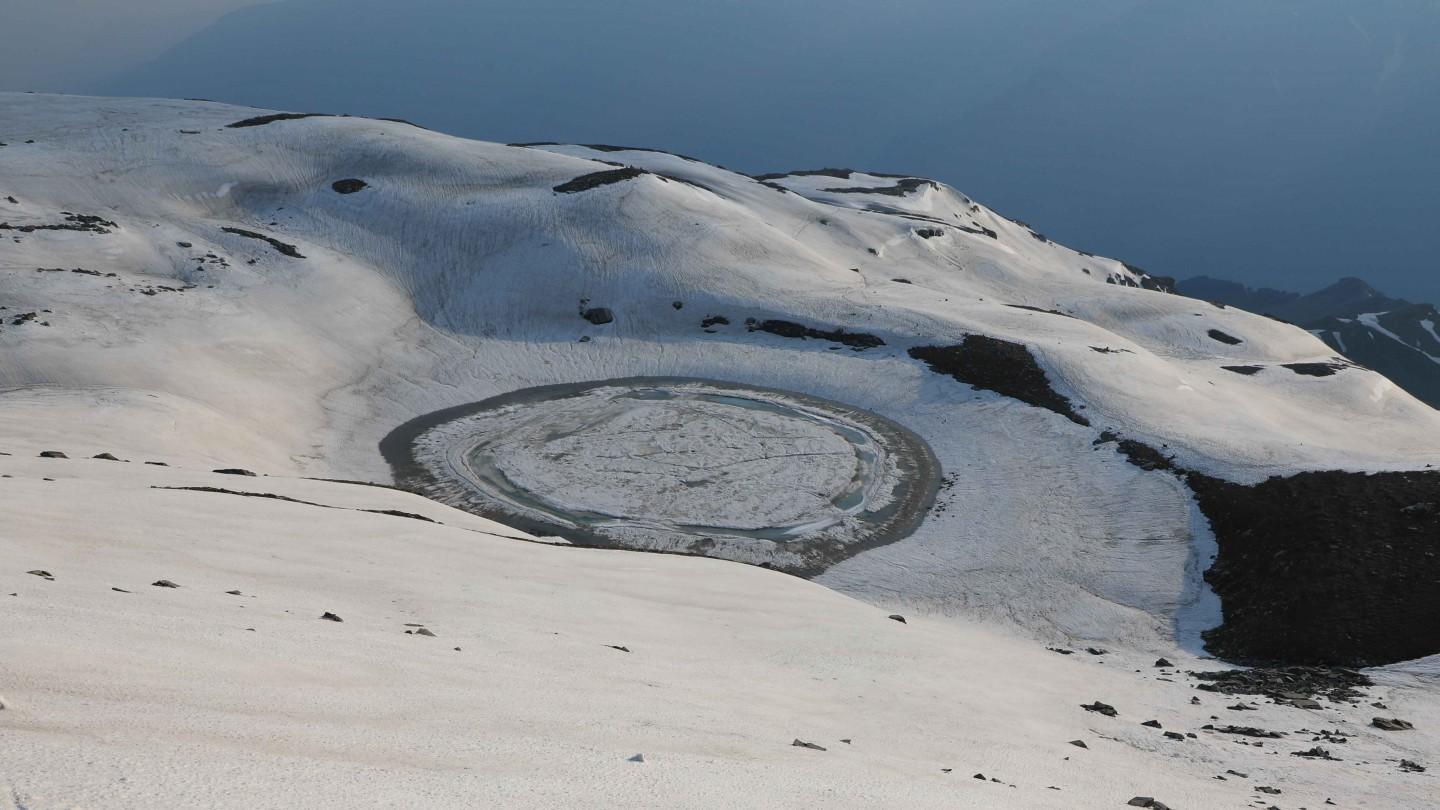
left=1372, top=717, right=1414, bottom=731
left=791, top=739, right=826, bottom=751
left=225, top=590, right=243, bottom=596
left=111, top=587, right=131, bottom=593
left=887, top=614, right=906, bottom=624
left=700, top=315, right=730, bottom=328
left=1207, top=328, right=1243, bottom=345
left=1128, top=798, right=1171, bottom=809
left=1068, top=740, right=1088, bottom=749
left=1081, top=701, right=1118, bottom=717
left=581, top=307, right=614, bottom=325
left=38, top=450, right=67, bottom=459
left=320, top=612, right=343, bottom=622
left=1291, top=746, right=1340, bottom=761
left=1141, top=720, right=1162, bottom=729
left=1400, top=759, right=1426, bottom=773
left=1154, top=658, right=1174, bottom=668
left=627, top=754, right=644, bottom=763
left=92, top=452, right=121, bottom=461
left=152, top=580, right=180, bottom=588
left=213, top=468, right=257, bottom=476
left=26, top=570, right=54, bottom=580
left=1202, top=724, right=1283, bottom=739
left=1162, top=731, right=1185, bottom=741
left=414, top=627, right=436, bottom=637
left=606, top=645, right=631, bottom=653
left=331, top=179, right=368, bottom=194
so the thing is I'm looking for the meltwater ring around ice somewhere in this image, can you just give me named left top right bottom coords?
left=382, top=378, right=940, bottom=575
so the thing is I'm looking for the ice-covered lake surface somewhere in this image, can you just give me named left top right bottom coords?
left=385, top=378, right=940, bottom=574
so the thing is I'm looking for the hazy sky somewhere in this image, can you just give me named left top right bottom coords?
left=5, top=0, right=1438, bottom=303
left=0, top=0, right=268, bottom=90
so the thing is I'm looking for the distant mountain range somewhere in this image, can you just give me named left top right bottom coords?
left=1180, top=276, right=1440, bottom=408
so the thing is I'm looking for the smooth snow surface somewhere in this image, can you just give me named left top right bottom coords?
left=2, top=94, right=1438, bottom=807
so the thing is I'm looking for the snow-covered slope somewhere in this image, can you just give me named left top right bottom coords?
left=2, top=94, right=1438, bottom=806
left=1183, top=275, right=1440, bottom=409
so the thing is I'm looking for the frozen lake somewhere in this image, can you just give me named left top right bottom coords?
left=383, top=378, right=940, bottom=574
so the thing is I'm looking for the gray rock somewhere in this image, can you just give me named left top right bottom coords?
left=38, top=450, right=67, bottom=458
left=152, top=580, right=180, bottom=588
left=1372, top=717, right=1414, bottom=731
left=582, top=307, right=614, bottom=325
left=320, top=612, right=343, bottom=622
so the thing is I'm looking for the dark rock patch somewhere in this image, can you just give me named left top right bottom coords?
left=1189, top=468, right=1440, bottom=665
left=1292, top=746, right=1341, bottom=761
left=791, top=739, right=826, bottom=751
left=887, top=614, right=906, bottom=624
left=92, top=453, right=121, bottom=461
left=700, top=315, right=729, bottom=328
left=152, top=580, right=180, bottom=588
left=1006, top=304, right=1074, bottom=318
left=910, top=337, right=1089, bottom=426
left=1080, top=701, right=1118, bottom=717
left=914, top=227, right=945, bottom=239
left=226, top=112, right=330, bottom=128
left=359, top=508, right=436, bottom=523
left=1283, top=362, right=1347, bottom=377
left=581, top=307, right=614, bottom=325
left=606, top=645, right=631, bottom=653
left=38, top=450, right=67, bottom=459
left=1201, top=724, right=1283, bottom=738
left=1207, top=328, right=1243, bottom=345
left=750, top=319, right=884, bottom=349
left=1154, top=658, right=1174, bottom=668
left=331, top=178, right=368, bottom=194
left=1189, top=667, right=1372, bottom=703
left=1222, top=365, right=1264, bottom=376
left=26, top=570, right=54, bottom=580
left=0, top=213, right=117, bottom=234
left=320, top=612, right=344, bottom=622
left=818, top=178, right=937, bottom=197
left=220, top=227, right=304, bottom=258
left=553, top=167, right=646, bottom=194
left=1372, top=717, right=1414, bottom=731
left=213, top=468, right=257, bottom=477
left=1400, top=759, right=1426, bottom=772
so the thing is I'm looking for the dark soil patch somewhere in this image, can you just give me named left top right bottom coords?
left=1189, top=469, right=1440, bottom=666
left=220, top=227, right=304, bottom=258
left=910, top=337, right=1089, bottom=426
left=749, top=319, right=884, bottom=349
left=1207, top=329, right=1243, bottom=345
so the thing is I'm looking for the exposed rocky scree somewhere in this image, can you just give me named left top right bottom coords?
left=909, top=336, right=1089, bottom=426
